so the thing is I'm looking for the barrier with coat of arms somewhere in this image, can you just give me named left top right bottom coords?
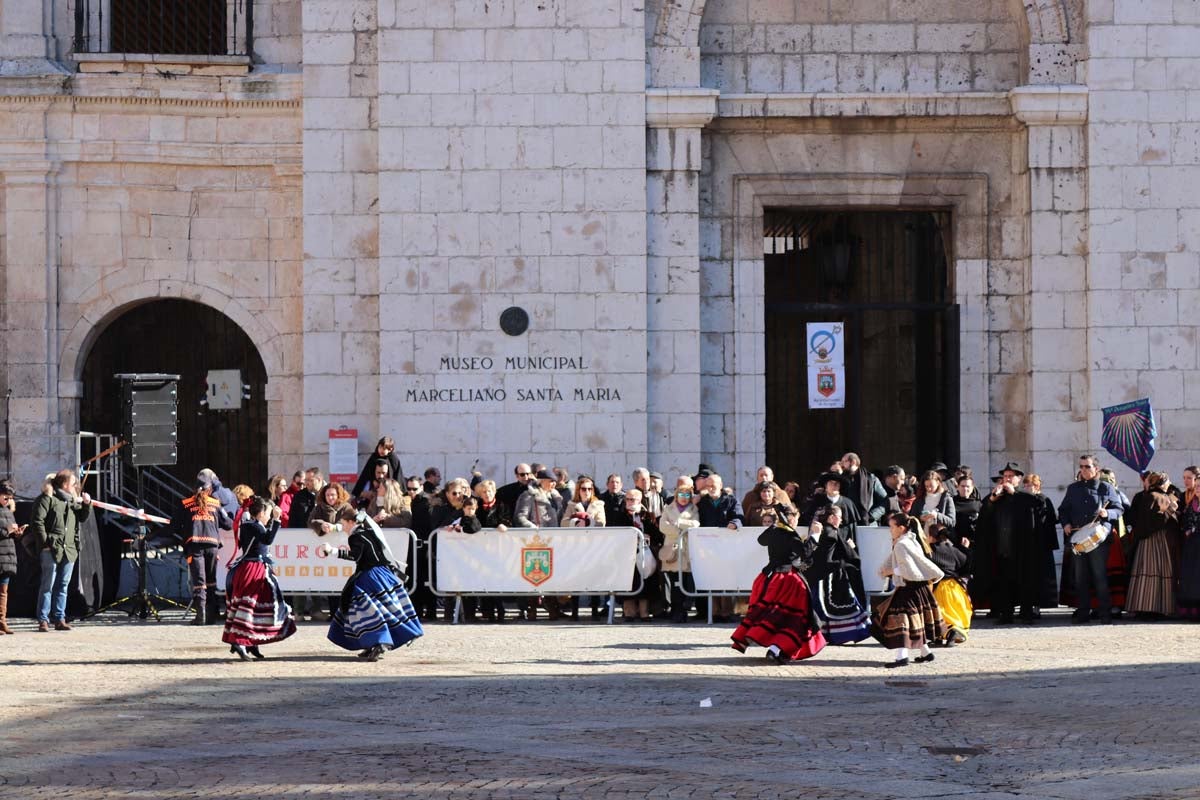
left=431, top=527, right=642, bottom=594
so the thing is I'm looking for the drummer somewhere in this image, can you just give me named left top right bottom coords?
left=1058, top=455, right=1123, bottom=625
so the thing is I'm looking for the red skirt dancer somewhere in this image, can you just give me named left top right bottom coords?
left=731, top=568, right=826, bottom=662
left=222, top=559, right=297, bottom=648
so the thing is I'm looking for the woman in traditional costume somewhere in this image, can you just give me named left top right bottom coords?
left=320, top=507, right=423, bottom=661
left=873, top=512, right=948, bottom=668
left=1127, top=471, right=1181, bottom=618
left=1177, top=466, right=1200, bottom=619
left=222, top=496, right=297, bottom=660
left=928, top=527, right=972, bottom=645
left=731, top=507, right=826, bottom=664
left=800, top=504, right=869, bottom=645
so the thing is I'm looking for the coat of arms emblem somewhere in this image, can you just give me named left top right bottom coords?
left=817, top=368, right=837, bottom=397
left=521, top=534, right=553, bottom=586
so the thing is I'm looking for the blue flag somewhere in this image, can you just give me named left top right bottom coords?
left=1101, top=398, right=1157, bottom=473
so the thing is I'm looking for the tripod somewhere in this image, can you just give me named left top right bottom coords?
left=89, top=469, right=189, bottom=621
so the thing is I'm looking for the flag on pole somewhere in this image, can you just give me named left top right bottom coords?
left=1101, top=398, right=1157, bottom=473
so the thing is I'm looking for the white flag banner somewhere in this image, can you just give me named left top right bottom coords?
left=435, top=527, right=640, bottom=594
left=215, top=527, right=413, bottom=594
left=685, top=527, right=767, bottom=593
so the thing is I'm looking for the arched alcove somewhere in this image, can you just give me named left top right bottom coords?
left=80, top=299, right=269, bottom=487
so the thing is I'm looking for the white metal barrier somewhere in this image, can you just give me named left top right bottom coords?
left=215, top=527, right=419, bottom=595
left=677, top=525, right=896, bottom=623
left=428, top=526, right=645, bottom=624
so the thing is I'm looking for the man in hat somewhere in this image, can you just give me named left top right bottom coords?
left=974, top=462, right=1044, bottom=624
left=807, top=471, right=861, bottom=542
left=839, top=453, right=888, bottom=524
left=928, top=462, right=958, bottom=496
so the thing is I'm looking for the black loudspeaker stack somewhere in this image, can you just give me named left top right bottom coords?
left=115, top=373, right=180, bottom=467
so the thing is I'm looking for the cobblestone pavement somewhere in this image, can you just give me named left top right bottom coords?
left=0, top=609, right=1198, bottom=799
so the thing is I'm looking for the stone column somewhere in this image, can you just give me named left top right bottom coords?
left=0, top=0, right=69, bottom=75
left=645, top=88, right=716, bottom=479
left=300, top=0, right=379, bottom=468
left=1011, top=85, right=1089, bottom=489
left=3, top=162, right=66, bottom=485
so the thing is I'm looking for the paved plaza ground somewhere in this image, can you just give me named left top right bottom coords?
left=0, top=610, right=1197, bottom=799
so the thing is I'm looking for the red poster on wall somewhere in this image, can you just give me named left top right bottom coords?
left=328, top=428, right=359, bottom=484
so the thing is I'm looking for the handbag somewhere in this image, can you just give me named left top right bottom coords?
left=637, top=541, right=657, bottom=580
left=813, top=567, right=870, bottom=645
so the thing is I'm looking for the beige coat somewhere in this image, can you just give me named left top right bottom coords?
left=560, top=498, right=606, bottom=527
left=658, top=501, right=701, bottom=571
left=879, top=533, right=944, bottom=587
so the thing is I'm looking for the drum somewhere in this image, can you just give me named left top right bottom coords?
left=1070, top=521, right=1109, bottom=554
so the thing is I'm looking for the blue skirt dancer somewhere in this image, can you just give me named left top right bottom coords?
left=322, top=510, right=423, bottom=661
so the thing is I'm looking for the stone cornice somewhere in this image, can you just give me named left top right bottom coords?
left=1009, top=85, right=1088, bottom=126
left=646, top=87, right=719, bottom=128
left=0, top=140, right=301, bottom=168
left=718, top=91, right=1014, bottom=119
left=0, top=72, right=301, bottom=107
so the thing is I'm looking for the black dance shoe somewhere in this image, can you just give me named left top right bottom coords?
left=914, top=652, right=935, bottom=664
left=231, top=645, right=251, bottom=661
left=248, top=646, right=265, bottom=660
left=884, top=658, right=909, bottom=669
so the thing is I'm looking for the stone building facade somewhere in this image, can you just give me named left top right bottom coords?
left=0, top=0, right=1194, bottom=494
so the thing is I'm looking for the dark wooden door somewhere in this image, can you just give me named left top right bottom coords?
left=80, top=299, right=268, bottom=489
left=764, top=210, right=959, bottom=487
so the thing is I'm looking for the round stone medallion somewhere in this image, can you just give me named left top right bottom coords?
left=499, top=306, right=530, bottom=336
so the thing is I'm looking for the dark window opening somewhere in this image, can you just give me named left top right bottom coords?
left=75, top=0, right=251, bottom=58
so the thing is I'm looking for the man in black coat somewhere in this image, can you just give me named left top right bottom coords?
left=496, top=463, right=534, bottom=511
left=289, top=468, right=322, bottom=531
left=351, top=436, right=405, bottom=500
left=839, top=453, right=888, bottom=524
left=975, top=462, right=1045, bottom=624
left=599, top=473, right=626, bottom=521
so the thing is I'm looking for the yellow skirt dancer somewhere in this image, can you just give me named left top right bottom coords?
left=933, top=577, right=972, bottom=645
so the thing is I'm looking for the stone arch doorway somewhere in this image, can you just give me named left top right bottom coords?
left=80, top=299, right=269, bottom=489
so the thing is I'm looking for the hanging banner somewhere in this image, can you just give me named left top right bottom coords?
left=807, top=364, right=845, bottom=409
left=215, top=526, right=413, bottom=594
left=806, top=321, right=846, bottom=409
left=328, top=427, right=359, bottom=484
left=806, top=322, right=844, bottom=366
left=434, top=527, right=640, bottom=593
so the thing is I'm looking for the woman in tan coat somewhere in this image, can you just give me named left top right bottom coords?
left=660, top=476, right=702, bottom=622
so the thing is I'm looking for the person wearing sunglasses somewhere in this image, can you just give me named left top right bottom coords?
left=1058, top=454, right=1124, bottom=624
left=660, top=476, right=702, bottom=622
left=496, top=463, right=535, bottom=511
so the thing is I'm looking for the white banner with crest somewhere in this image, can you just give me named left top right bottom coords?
left=434, top=527, right=640, bottom=593
left=215, top=527, right=413, bottom=594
